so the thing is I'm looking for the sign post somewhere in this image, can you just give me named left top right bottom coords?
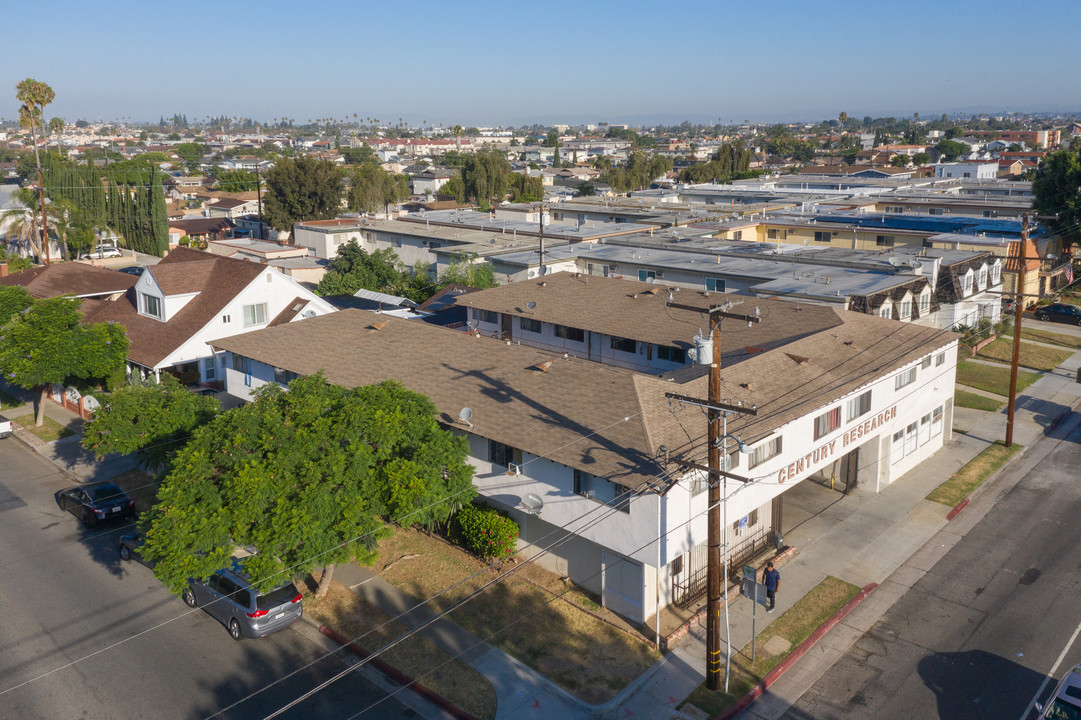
left=742, top=564, right=758, bottom=661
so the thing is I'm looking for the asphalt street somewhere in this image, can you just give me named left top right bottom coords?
left=779, top=415, right=1081, bottom=719
left=0, top=438, right=419, bottom=720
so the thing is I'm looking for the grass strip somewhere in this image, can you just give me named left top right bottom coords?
left=304, top=582, right=497, bottom=720
left=956, top=361, right=1040, bottom=396
left=1010, top=327, right=1081, bottom=349
left=927, top=440, right=1022, bottom=507
left=975, top=338, right=1072, bottom=371
left=12, top=414, right=75, bottom=442
left=954, top=389, right=1004, bottom=412
left=679, top=576, right=860, bottom=716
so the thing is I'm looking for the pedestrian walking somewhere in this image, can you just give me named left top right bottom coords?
left=764, top=561, right=780, bottom=613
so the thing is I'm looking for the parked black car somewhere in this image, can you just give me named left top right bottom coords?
left=118, top=533, right=155, bottom=567
left=1034, top=303, right=1081, bottom=326
left=54, top=482, right=135, bottom=528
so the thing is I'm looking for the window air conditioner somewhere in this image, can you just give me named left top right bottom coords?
left=582, top=489, right=596, bottom=499
left=507, top=462, right=523, bottom=476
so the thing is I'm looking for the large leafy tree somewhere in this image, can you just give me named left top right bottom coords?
left=440, top=253, right=498, bottom=289
left=264, top=156, right=344, bottom=232
left=1032, top=148, right=1081, bottom=252
left=348, top=164, right=409, bottom=215
left=0, top=295, right=128, bottom=426
left=139, top=375, right=475, bottom=597
left=315, top=239, right=405, bottom=297
left=460, top=148, right=511, bottom=208
left=82, top=375, right=220, bottom=470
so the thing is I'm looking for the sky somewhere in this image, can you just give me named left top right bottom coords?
left=3, top=0, right=1079, bottom=128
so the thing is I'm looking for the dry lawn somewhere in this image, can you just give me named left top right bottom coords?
left=975, top=338, right=1072, bottom=371
left=303, top=582, right=497, bottom=720
left=1014, top=327, right=1081, bottom=349
left=12, top=414, right=76, bottom=442
left=680, top=576, right=860, bottom=716
left=927, top=440, right=1022, bottom=507
left=375, top=527, right=660, bottom=703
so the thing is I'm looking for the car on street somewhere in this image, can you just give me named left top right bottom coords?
left=1034, top=303, right=1081, bottom=326
left=0, top=414, right=12, bottom=440
left=80, top=245, right=124, bottom=259
left=54, top=482, right=135, bottom=528
left=118, top=532, right=155, bottom=567
left=1036, top=663, right=1081, bottom=718
left=183, top=561, right=303, bottom=641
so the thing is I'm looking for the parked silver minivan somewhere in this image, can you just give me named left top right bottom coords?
left=182, top=561, right=303, bottom=640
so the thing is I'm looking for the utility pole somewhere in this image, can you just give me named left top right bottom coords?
left=1005, top=212, right=1031, bottom=448
left=666, top=300, right=760, bottom=692
left=537, top=202, right=546, bottom=275
left=255, top=167, right=264, bottom=241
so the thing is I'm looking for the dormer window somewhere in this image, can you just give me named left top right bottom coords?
left=141, top=293, right=163, bottom=319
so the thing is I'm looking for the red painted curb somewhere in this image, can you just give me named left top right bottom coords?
left=319, top=625, right=479, bottom=720
left=713, top=583, right=878, bottom=720
left=946, top=497, right=970, bottom=521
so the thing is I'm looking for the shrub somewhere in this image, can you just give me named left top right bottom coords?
left=454, top=504, right=519, bottom=560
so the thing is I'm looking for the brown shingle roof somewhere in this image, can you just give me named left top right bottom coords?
left=82, top=248, right=265, bottom=368
left=0, top=263, right=136, bottom=299
left=211, top=304, right=956, bottom=492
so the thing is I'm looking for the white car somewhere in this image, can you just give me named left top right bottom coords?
left=1036, top=664, right=1081, bottom=718
left=81, top=245, right=124, bottom=259
left=0, top=414, right=12, bottom=440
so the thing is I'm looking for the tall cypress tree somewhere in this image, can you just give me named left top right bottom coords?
left=149, top=168, right=169, bottom=256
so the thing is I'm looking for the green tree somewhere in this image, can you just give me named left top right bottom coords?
left=460, top=149, right=511, bottom=209
left=48, top=117, right=64, bottom=154
left=508, top=172, right=544, bottom=202
left=15, top=78, right=55, bottom=263
left=912, top=152, right=930, bottom=166
left=82, top=374, right=221, bottom=470
left=891, top=155, right=910, bottom=168
left=264, top=156, right=344, bottom=232
left=0, top=295, right=128, bottom=426
left=175, top=142, right=208, bottom=171
left=342, top=144, right=378, bottom=165
left=936, top=139, right=968, bottom=161
left=348, top=164, right=409, bottom=215
left=575, top=181, right=596, bottom=197
left=216, top=169, right=259, bottom=192
left=138, top=375, right=475, bottom=597
left=0, top=286, right=34, bottom=325
left=315, top=240, right=405, bottom=296
left=1033, top=148, right=1081, bottom=252
left=439, top=252, right=498, bottom=289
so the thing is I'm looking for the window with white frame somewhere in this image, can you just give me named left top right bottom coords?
left=895, top=366, right=917, bottom=390
left=141, top=293, right=162, bottom=319
left=920, top=412, right=932, bottom=445
left=878, top=302, right=892, bottom=319
left=748, top=436, right=782, bottom=469
left=931, top=405, right=943, bottom=436
left=978, top=265, right=988, bottom=290
left=919, top=288, right=931, bottom=315
left=574, top=469, right=630, bottom=512
left=813, top=406, right=841, bottom=440
left=203, top=356, right=217, bottom=381
left=638, top=270, right=656, bottom=282
left=898, top=297, right=912, bottom=320
left=922, top=356, right=932, bottom=369
left=705, top=277, right=726, bottom=292
left=845, top=391, right=871, bottom=422
left=891, top=429, right=905, bottom=463
left=936, top=352, right=945, bottom=366
left=962, top=270, right=974, bottom=296
left=991, top=261, right=1001, bottom=285
left=904, top=421, right=918, bottom=455
left=243, top=303, right=267, bottom=326
left=691, top=451, right=740, bottom=495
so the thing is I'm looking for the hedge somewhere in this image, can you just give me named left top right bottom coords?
left=454, top=504, right=519, bottom=560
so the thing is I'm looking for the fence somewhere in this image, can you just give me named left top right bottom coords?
left=671, top=526, right=777, bottom=609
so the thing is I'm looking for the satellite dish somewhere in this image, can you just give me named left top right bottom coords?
left=520, top=493, right=544, bottom=516
left=526, top=301, right=537, bottom=313
left=467, top=319, right=479, bottom=331
left=457, top=407, right=474, bottom=428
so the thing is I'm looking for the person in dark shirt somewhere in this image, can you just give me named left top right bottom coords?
left=764, top=561, right=780, bottom=613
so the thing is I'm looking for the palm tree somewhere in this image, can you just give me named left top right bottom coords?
left=48, top=117, right=64, bottom=155
left=15, top=78, right=55, bottom=263
left=452, top=124, right=464, bottom=151
left=0, top=188, right=44, bottom=260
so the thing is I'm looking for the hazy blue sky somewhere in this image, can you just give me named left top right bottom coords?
left=3, top=0, right=1078, bottom=127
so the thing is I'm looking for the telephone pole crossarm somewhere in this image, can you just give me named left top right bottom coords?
left=664, top=392, right=758, bottom=416
left=669, top=457, right=751, bottom=483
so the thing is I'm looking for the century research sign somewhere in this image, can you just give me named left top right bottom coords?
left=776, top=405, right=898, bottom=484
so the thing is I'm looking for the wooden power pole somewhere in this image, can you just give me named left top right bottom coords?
left=1005, top=212, right=1031, bottom=448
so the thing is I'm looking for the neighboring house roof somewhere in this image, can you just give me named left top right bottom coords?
left=210, top=198, right=255, bottom=210
left=0, top=262, right=136, bottom=299
left=269, top=297, right=315, bottom=326
left=211, top=301, right=953, bottom=492
left=415, top=283, right=478, bottom=313
left=352, top=288, right=418, bottom=308
left=81, top=247, right=266, bottom=368
left=168, top=217, right=235, bottom=236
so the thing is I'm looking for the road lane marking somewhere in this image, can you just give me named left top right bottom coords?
left=1019, top=618, right=1081, bottom=720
